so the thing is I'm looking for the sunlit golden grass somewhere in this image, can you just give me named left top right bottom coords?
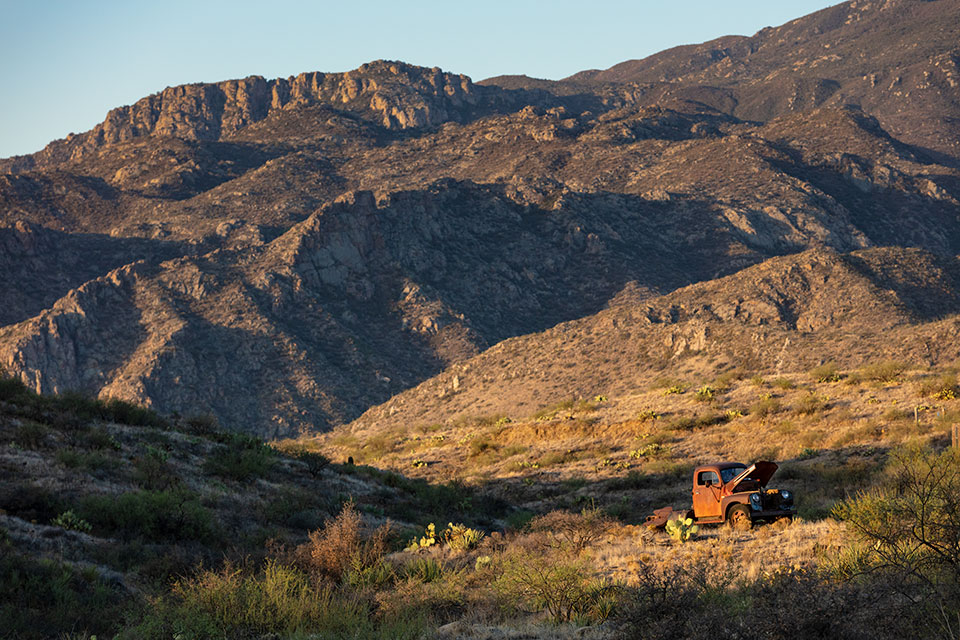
left=593, top=519, right=845, bottom=587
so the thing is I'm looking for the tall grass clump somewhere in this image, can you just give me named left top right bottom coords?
left=131, top=561, right=426, bottom=640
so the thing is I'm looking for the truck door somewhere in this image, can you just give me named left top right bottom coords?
left=693, top=470, right=722, bottom=518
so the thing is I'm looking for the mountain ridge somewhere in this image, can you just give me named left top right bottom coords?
left=2, top=0, right=960, bottom=437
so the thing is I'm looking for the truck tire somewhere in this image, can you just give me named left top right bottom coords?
left=728, top=504, right=752, bottom=531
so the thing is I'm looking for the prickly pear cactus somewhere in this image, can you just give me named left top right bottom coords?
left=665, top=516, right=699, bottom=544
left=405, top=522, right=438, bottom=551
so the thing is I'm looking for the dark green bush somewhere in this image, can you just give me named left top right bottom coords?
left=0, top=375, right=31, bottom=402
left=0, top=482, right=63, bottom=523
left=100, top=397, right=168, bottom=428
left=667, top=412, right=729, bottom=431
left=614, top=565, right=905, bottom=640
left=78, top=489, right=215, bottom=542
left=12, top=421, right=50, bottom=448
left=182, top=413, right=220, bottom=436
left=290, top=447, right=331, bottom=477
left=205, top=433, right=276, bottom=481
left=133, top=445, right=180, bottom=490
left=0, top=550, right=128, bottom=639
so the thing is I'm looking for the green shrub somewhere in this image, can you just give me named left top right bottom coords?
left=289, top=447, right=331, bottom=477
left=505, top=510, right=535, bottom=531
left=403, top=557, right=444, bottom=583
left=917, top=373, right=958, bottom=400
left=650, top=377, right=685, bottom=391
left=809, top=362, right=841, bottom=383
left=0, top=374, right=31, bottom=401
left=55, top=448, right=114, bottom=472
left=666, top=412, right=728, bottom=431
left=857, top=360, right=909, bottom=383
left=533, top=398, right=598, bottom=420
left=0, top=551, right=127, bottom=639
left=12, top=421, right=49, bottom=449
left=50, top=392, right=167, bottom=428
left=713, top=370, right=743, bottom=390
left=468, top=438, right=495, bottom=457
left=833, top=446, right=960, bottom=639
left=495, top=549, right=616, bottom=623
left=84, top=426, right=121, bottom=450
left=772, top=377, right=796, bottom=390
left=51, top=510, right=92, bottom=533
left=205, top=433, right=276, bottom=481
left=133, top=560, right=425, bottom=639
left=183, top=413, right=220, bottom=436
left=0, top=483, right=62, bottom=522
left=133, top=445, right=179, bottom=490
left=78, top=489, right=215, bottom=542
left=540, top=449, right=582, bottom=467
left=100, top=397, right=168, bottom=428
left=794, top=392, right=828, bottom=415
left=750, top=396, right=782, bottom=418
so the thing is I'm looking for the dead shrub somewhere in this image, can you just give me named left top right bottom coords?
left=528, top=506, right=614, bottom=554
left=294, top=501, right=392, bottom=582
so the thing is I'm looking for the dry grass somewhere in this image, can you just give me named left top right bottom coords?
left=308, top=364, right=958, bottom=530
left=594, top=518, right=845, bottom=587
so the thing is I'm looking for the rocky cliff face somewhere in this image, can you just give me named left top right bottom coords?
left=3, top=61, right=531, bottom=173
left=2, top=0, right=960, bottom=437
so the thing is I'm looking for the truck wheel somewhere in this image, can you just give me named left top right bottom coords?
left=728, top=505, right=752, bottom=531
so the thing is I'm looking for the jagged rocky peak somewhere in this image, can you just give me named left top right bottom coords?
left=12, top=60, right=513, bottom=171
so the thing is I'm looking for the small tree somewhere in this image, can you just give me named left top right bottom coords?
left=833, top=446, right=960, bottom=639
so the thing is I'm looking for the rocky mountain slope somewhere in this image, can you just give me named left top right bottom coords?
left=2, top=0, right=960, bottom=437
left=344, top=245, right=960, bottom=433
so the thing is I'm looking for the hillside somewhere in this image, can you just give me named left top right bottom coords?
left=339, top=246, right=960, bottom=433
left=559, top=0, right=960, bottom=157
left=2, top=346, right=952, bottom=639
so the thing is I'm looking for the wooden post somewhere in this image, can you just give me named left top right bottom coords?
left=953, top=424, right=959, bottom=449
left=915, top=406, right=920, bottom=427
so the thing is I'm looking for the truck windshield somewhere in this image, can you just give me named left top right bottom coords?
left=720, top=466, right=747, bottom=483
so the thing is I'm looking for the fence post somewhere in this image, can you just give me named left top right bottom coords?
left=953, top=424, right=959, bottom=449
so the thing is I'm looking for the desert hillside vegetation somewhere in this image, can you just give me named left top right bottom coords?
left=4, top=359, right=960, bottom=639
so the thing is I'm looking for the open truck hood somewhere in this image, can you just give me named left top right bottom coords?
left=727, top=461, right=778, bottom=492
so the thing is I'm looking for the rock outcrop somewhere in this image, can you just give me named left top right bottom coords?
left=2, top=1, right=960, bottom=437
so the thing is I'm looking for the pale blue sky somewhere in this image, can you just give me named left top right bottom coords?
left=0, top=1, right=839, bottom=158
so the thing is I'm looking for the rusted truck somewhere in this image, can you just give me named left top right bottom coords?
left=646, top=460, right=796, bottom=530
